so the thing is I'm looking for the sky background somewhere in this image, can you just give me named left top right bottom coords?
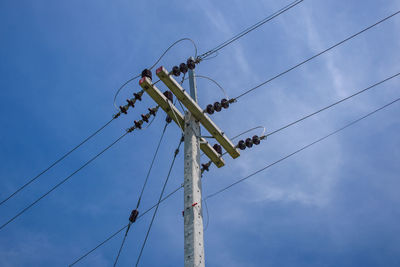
left=0, top=0, right=400, bottom=266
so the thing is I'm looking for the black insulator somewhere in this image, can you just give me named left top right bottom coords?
left=119, top=105, right=128, bottom=114
left=245, top=138, right=253, bottom=148
left=221, top=98, right=230, bottom=109
left=214, top=102, right=222, bottom=112
left=166, top=115, right=172, bottom=123
left=172, top=66, right=181, bottom=76
left=163, top=91, right=173, bottom=102
left=201, top=163, right=210, bottom=172
left=238, top=140, right=246, bottom=150
left=129, top=209, right=139, bottom=223
left=134, top=120, right=142, bottom=129
left=187, top=58, right=196, bottom=70
left=213, top=144, right=222, bottom=155
left=134, top=92, right=142, bottom=101
left=141, top=69, right=152, bottom=80
left=206, top=104, right=214, bottom=115
left=148, top=107, right=157, bottom=116
left=252, top=135, right=261, bottom=145
left=127, top=98, right=135, bottom=108
left=179, top=63, right=188, bottom=74
left=141, top=114, right=149, bottom=123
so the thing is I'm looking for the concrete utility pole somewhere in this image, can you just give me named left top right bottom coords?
left=183, top=66, right=205, bottom=267
left=140, top=57, right=240, bottom=267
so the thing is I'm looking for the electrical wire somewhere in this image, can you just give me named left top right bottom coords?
left=0, top=132, right=128, bottom=231
left=205, top=96, right=400, bottom=200
left=0, top=118, right=115, bottom=207
left=233, top=10, right=400, bottom=101
left=67, top=69, right=399, bottom=262
left=69, top=185, right=183, bottom=266
left=135, top=136, right=184, bottom=267
left=231, top=126, right=266, bottom=140
left=136, top=123, right=169, bottom=209
left=0, top=106, right=160, bottom=231
left=204, top=71, right=400, bottom=170
left=112, top=122, right=169, bottom=267
left=183, top=74, right=229, bottom=99
left=203, top=198, right=210, bottom=231
left=198, top=0, right=304, bottom=60
left=113, top=38, right=198, bottom=110
left=264, top=72, right=400, bottom=138
left=69, top=224, right=129, bottom=267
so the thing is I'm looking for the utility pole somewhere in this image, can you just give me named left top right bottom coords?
left=183, top=64, right=205, bottom=267
left=139, top=57, right=239, bottom=267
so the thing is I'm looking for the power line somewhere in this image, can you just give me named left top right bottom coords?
left=70, top=76, right=399, bottom=264
left=198, top=0, right=304, bottom=60
left=205, top=71, right=399, bottom=167
left=136, top=123, right=169, bottom=209
left=113, top=77, right=187, bottom=266
left=69, top=224, right=129, bottom=267
left=69, top=185, right=183, bottom=266
left=265, top=72, right=400, bottom=137
left=0, top=132, right=128, bottom=231
left=205, top=96, right=400, bottom=200
left=233, top=10, right=400, bottom=100
left=113, top=122, right=169, bottom=267
left=113, top=38, right=198, bottom=110
left=135, top=136, right=184, bottom=267
left=0, top=108, right=159, bottom=231
left=0, top=118, right=115, bottom=207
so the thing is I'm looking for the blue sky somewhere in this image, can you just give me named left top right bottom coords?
left=1, top=0, right=399, bottom=266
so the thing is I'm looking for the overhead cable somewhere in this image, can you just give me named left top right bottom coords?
left=198, top=0, right=304, bottom=60
left=205, top=97, right=400, bottom=200
left=113, top=122, right=169, bottom=267
left=233, top=10, right=400, bottom=100
left=0, top=118, right=115, bottom=207
left=135, top=136, right=184, bottom=267
left=201, top=72, right=400, bottom=171
left=113, top=38, right=198, bottom=110
left=0, top=108, right=159, bottom=231
left=69, top=186, right=183, bottom=266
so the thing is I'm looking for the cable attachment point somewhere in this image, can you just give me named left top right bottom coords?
left=129, top=209, right=139, bottom=223
left=179, top=63, right=188, bottom=74
left=113, top=112, right=121, bottom=119
left=194, top=56, right=202, bottom=64
left=221, top=98, right=230, bottom=109
left=253, top=135, right=261, bottom=144
left=237, top=135, right=263, bottom=150
left=212, top=144, right=222, bottom=155
left=205, top=104, right=214, bottom=115
left=187, top=58, right=196, bottom=70
left=201, top=161, right=211, bottom=173
left=134, top=120, right=143, bottom=129
left=119, top=105, right=128, bottom=114
left=163, top=90, right=173, bottom=102
left=141, top=113, right=150, bottom=123
left=172, top=66, right=181, bottom=77
left=214, top=102, right=222, bottom=112
left=126, top=98, right=135, bottom=108
left=166, top=115, right=172, bottom=123
left=148, top=107, right=157, bottom=116
left=134, top=91, right=144, bottom=101
left=141, top=69, right=152, bottom=81
left=204, top=98, right=233, bottom=115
